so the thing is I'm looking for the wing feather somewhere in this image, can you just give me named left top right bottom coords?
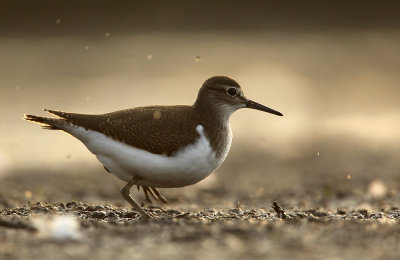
left=45, top=106, right=201, bottom=156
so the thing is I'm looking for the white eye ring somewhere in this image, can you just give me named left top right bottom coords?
left=227, top=87, right=237, bottom=96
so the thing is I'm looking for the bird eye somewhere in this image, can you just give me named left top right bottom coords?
left=227, top=87, right=237, bottom=96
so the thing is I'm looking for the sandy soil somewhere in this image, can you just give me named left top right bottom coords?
left=1, top=142, right=400, bottom=260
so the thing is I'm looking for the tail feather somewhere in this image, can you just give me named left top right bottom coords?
left=23, top=114, right=65, bottom=130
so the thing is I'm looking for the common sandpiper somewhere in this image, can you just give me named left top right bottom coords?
left=24, top=76, right=283, bottom=219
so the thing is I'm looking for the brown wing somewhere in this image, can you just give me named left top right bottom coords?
left=46, top=106, right=201, bottom=156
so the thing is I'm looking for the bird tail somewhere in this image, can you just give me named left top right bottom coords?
left=23, top=112, right=66, bottom=130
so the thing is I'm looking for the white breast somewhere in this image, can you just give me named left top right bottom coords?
left=64, top=124, right=231, bottom=188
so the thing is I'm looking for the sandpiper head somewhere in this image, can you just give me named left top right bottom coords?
left=194, top=76, right=283, bottom=117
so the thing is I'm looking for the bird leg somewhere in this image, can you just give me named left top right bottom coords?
left=135, top=186, right=169, bottom=204
left=120, top=176, right=152, bottom=219
left=130, top=184, right=169, bottom=205
left=142, top=186, right=154, bottom=204
left=140, top=186, right=164, bottom=203
left=150, top=187, right=168, bottom=204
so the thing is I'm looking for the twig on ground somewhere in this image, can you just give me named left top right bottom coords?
left=271, top=201, right=287, bottom=219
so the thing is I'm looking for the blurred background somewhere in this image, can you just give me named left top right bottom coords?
left=0, top=0, right=399, bottom=208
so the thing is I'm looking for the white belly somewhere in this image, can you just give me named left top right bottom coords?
left=65, top=124, right=231, bottom=188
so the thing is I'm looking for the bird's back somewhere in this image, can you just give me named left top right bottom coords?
left=46, top=106, right=203, bottom=156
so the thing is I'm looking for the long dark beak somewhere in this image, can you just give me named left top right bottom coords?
left=245, top=99, right=283, bottom=116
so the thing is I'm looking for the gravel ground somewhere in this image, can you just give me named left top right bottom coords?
left=1, top=201, right=399, bottom=260
left=1, top=142, right=400, bottom=260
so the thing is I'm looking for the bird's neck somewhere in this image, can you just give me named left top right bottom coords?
left=192, top=101, right=232, bottom=158
left=193, top=95, right=233, bottom=124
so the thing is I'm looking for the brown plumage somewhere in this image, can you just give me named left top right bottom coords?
left=42, top=106, right=203, bottom=157
left=24, top=76, right=246, bottom=157
left=26, top=102, right=231, bottom=158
